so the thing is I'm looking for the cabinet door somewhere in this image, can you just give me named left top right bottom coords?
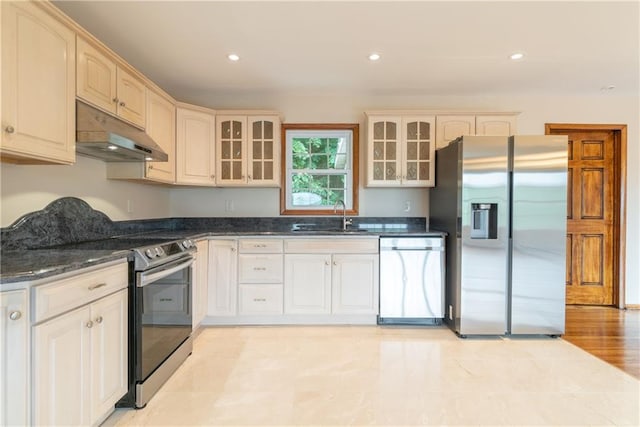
left=247, top=116, right=280, bottom=187
left=0, top=290, right=29, bottom=426
left=76, top=37, right=117, bottom=115
left=435, top=115, right=475, bottom=149
left=366, top=116, right=402, bottom=186
left=207, top=240, right=238, bottom=316
left=90, top=290, right=127, bottom=424
left=284, top=254, right=331, bottom=314
left=332, top=254, right=379, bottom=314
left=116, top=67, right=146, bottom=128
left=216, top=116, right=247, bottom=185
left=176, top=107, right=216, bottom=185
left=402, top=116, right=435, bottom=186
left=1, top=1, right=76, bottom=164
left=33, top=306, right=92, bottom=426
left=475, top=115, right=517, bottom=136
left=193, top=240, right=209, bottom=327
left=145, top=89, right=176, bottom=183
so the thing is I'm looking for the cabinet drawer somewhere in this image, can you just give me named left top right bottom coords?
left=238, top=284, right=283, bottom=315
left=33, top=261, right=128, bottom=323
left=284, top=238, right=379, bottom=254
left=238, top=239, right=283, bottom=253
left=238, top=254, right=283, bottom=283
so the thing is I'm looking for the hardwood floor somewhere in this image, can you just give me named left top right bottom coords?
left=563, top=305, right=640, bottom=379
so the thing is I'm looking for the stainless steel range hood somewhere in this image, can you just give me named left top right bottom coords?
left=75, top=100, right=168, bottom=162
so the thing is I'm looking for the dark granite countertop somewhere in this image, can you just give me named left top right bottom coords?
left=0, top=197, right=445, bottom=286
left=0, top=249, right=130, bottom=285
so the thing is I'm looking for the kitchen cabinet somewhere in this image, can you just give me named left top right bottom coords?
left=435, top=114, right=518, bottom=149
left=365, top=114, right=436, bottom=187
left=216, top=113, right=281, bottom=187
left=284, top=238, right=379, bottom=315
left=77, top=36, right=146, bottom=128
left=193, top=239, right=209, bottom=329
left=176, top=103, right=216, bottom=186
left=207, top=240, right=238, bottom=316
left=106, top=88, right=176, bottom=184
left=1, top=0, right=76, bottom=164
left=238, top=239, right=284, bottom=315
left=0, top=289, right=29, bottom=426
left=32, top=261, right=128, bottom=427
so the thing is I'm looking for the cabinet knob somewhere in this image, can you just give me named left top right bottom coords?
left=112, top=97, right=119, bottom=103
left=8, top=310, right=21, bottom=321
left=333, top=261, right=337, bottom=266
left=248, top=175, right=252, bottom=180
left=86, top=321, right=94, bottom=329
left=148, top=165, right=154, bottom=170
left=211, top=174, right=215, bottom=179
left=325, top=261, right=330, bottom=266
left=119, top=102, right=126, bottom=107
left=4, top=125, right=15, bottom=134
left=231, top=247, right=236, bottom=252
left=95, top=316, right=103, bottom=324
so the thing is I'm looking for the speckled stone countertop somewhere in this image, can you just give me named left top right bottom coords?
left=0, top=249, right=131, bottom=285
left=0, top=197, right=445, bottom=285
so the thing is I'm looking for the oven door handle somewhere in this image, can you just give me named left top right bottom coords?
left=137, top=257, right=194, bottom=287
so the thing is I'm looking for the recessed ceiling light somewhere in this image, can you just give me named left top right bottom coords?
left=509, top=52, right=525, bottom=60
left=601, top=84, right=616, bottom=91
left=227, top=53, right=240, bottom=61
left=368, top=53, right=381, bottom=61
left=107, top=145, right=118, bottom=150
left=145, top=156, right=153, bottom=161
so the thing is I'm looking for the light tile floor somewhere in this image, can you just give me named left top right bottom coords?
left=104, top=326, right=640, bottom=426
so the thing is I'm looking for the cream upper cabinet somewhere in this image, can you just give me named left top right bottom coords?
left=0, top=289, right=29, bottom=426
left=77, top=37, right=146, bottom=128
left=216, top=114, right=280, bottom=187
left=366, top=115, right=435, bottom=187
left=176, top=104, right=216, bottom=186
left=1, top=1, right=76, bottom=164
left=475, top=115, right=517, bottom=136
left=145, top=89, right=176, bottom=183
left=436, top=114, right=518, bottom=149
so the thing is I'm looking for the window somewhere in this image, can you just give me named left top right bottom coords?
left=281, top=123, right=359, bottom=215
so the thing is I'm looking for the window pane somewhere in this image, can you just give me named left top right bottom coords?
left=419, top=162, right=430, bottom=180
left=419, top=121, right=430, bottom=138
left=386, top=141, right=396, bottom=160
left=386, top=122, right=396, bottom=139
left=252, top=161, right=262, bottom=180
left=419, top=141, right=430, bottom=160
left=221, top=141, right=231, bottom=160
left=264, top=162, right=273, bottom=180
left=253, top=141, right=262, bottom=159
left=374, top=162, right=384, bottom=180
left=232, top=141, right=242, bottom=159
left=311, top=175, right=328, bottom=187
left=386, top=162, right=396, bottom=180
left=293, top=153, right=309, bottom=169
left=407, top=141, right=417, bottom=160
left=373, top=141, right=384, bottom=160
left=221, top=161, right=230, bottom=179
left=313, top=154, right=328, bottom=169
left=264, top=121, right=273, bottom=139
left=232, top=161, right=242, bottom=179
left=406, top=121, right=417, bottom=140
left=373, top=122, right=384, bottom=140
left=221, top=121, right=230, bottom=138
left=329, top=175, right=344, bottom=188
left=264, top=141, right=273, bottom=160
left=406, top=162, right=417, bottom=180
left=232, top=121, right=242, bottom=138
left=253, top=121, right=262, bottom=139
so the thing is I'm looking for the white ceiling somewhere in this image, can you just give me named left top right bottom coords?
left=53, top=1, right=639, bottom=103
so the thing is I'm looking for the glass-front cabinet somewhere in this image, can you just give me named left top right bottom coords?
left=216, top=114, right=280, bottom=187
left=366, top=114, right=435, bottom=187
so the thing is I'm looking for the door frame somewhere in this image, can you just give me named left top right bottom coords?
left=545, top=123, right=627, bottom=308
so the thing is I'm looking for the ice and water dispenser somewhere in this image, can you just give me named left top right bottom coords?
left=470, top=203, right=498, bottom=239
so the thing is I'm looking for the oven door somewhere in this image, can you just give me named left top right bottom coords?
left=135, top=256, right=194, bottom=382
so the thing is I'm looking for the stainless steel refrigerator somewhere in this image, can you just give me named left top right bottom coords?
left=430, top=135, right=568, bottom=336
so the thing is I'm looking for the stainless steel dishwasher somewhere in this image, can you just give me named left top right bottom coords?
left=378, top=236, right=445, bottom=325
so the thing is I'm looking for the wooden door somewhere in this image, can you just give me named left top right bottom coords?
left=547, top=125, right=623, bottom=305
left=176, top=107, right=216, bottom=185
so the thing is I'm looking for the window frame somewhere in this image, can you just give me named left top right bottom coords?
left=280, top=123, right=359, bottom=216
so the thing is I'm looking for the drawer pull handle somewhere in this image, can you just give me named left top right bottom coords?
left=254, top=244, right=266, bottom=248
left=9, top=311, right=21, bottom=321
left=253, top=298, right=267, bottom=302
left=95, top=316, right=103, bottom=324
left=88, top=283, right=107, bottom=291
left=253, top=267, right=267, bottom=271
left=86, top=321, right=94, bottom=329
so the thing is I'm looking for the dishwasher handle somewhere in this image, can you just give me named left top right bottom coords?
left=383, top=246, right=444, bottom=251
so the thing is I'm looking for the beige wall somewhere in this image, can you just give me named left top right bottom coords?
left=1, top=92, right=638, bottom=304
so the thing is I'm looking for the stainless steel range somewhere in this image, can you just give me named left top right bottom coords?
left=117, top=237, right=196, bottom=408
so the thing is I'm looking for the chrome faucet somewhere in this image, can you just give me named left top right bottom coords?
left=333, top=199, right=353, bottom=230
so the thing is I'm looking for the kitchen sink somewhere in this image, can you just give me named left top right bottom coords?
left=290, top=225, right=370, bottom=234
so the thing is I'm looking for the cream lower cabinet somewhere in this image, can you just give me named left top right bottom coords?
left=193, top=239, right=209, bottom=329
left=32, top=261, right=128, bottom=427
left=207, top=240, right=238, bottom=316
left=0, top=289, right=29, bottom=426
left=284, top=238, right=379, bottom=315
left=1, top=1, right=76, bottom=164
left=237, top=239, right=284, bottom=315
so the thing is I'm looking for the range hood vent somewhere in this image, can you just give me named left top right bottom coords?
left=75, top=100, right=168, bottom=162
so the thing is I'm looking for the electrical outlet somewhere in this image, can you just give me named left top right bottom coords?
left=225, top=200, right=234, bottom=212
left=404, top=200, right=411, bottom=212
